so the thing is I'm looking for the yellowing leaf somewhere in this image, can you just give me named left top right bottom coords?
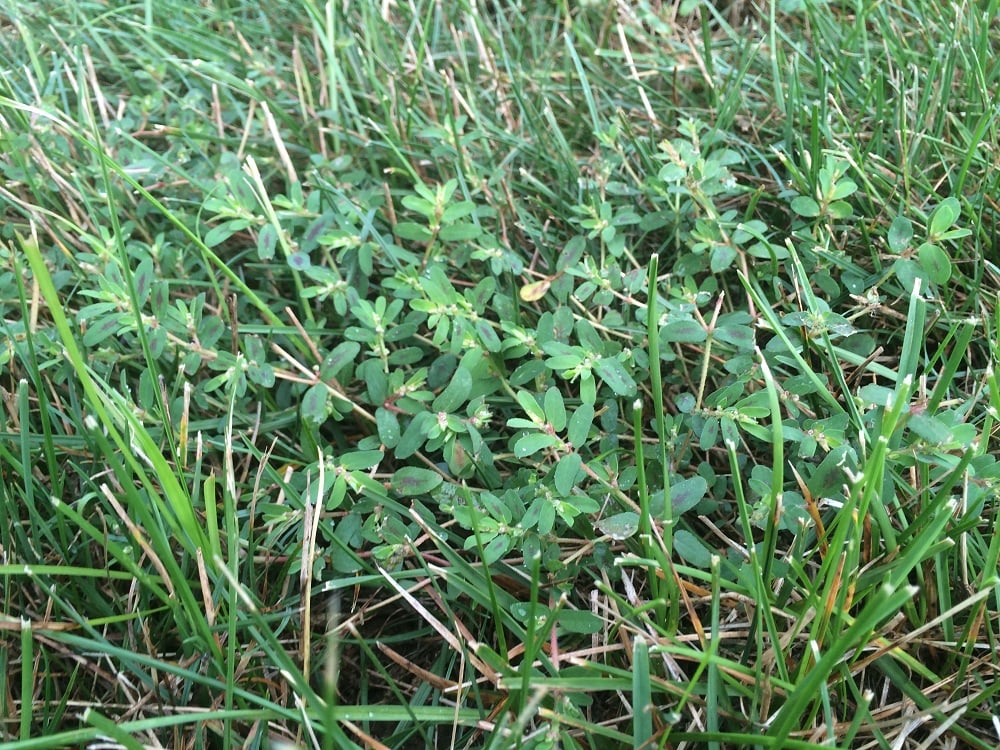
left=519, top=279, right=550, bottom=302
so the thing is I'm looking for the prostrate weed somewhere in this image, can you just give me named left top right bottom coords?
left=1, top=1, right=999, bottom=747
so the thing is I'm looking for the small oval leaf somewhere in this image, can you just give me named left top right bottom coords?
left=671, top=476, right=708, bottom=516
left=917, top=242, right=951, bottom=284
left=391, top=467, right=443, bottom=496
left=887, top=215, right=913, bottom=253
left=513, top=432, right=560, bottom=458
left=553, top=452, right=583, bottom=496
left=596, top=512, right=639, bottom=540
left=519, top=279, right=551, bottom=302
left=433, top=367, right=472, bottom=412
left=661, top=320, right=706, bottom=343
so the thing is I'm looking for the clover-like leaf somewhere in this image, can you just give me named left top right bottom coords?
left=791, top=196, right=821, bottom=217
left=916, top=242, right=951, bottom=284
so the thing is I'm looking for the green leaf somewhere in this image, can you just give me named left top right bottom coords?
left=376, top=407, right=401, bottom=448
left=523, top=497, right=555, bottom=534
left=475, top=320, right=502, bottom=352
left=204, top=218, right=250, bottom=248
left=700, top=418, right=720, bottom=450
left=83, top=314, right=126, bottom=347
left=394, top=222, right=433, bottom=242
left=830, top=179, right=858, bottom=200
left=893, top=258, right=928, bottom=293
left=907, top=413, right=953, bottom=444
left=509, top=360, right=547, bottom=386
left=887, top=215, right=913, bottom=253
left=671, top=476, right=708, bottom=515
left=674, top=529, right=714, bottom=567
left=557, top=235, right=586, bottom=270
left=440, top=222, right=482, bottom=241
left=806, top=444, right=857, bottom=500
left=596, top=512, right=638, bottom=540
left=396, top=411, right=433, bottom=459
left=339, top=450, right=384, bottom=470
left=791, top=196, right=821, bottom=217
left=710, top=245, right=737, bottom=273
left=247, top=362, right=275, bottom=387
left=134, top=257, right=154, bottom=305
left=928, top=197, right=961, bottom=237
left=660, top=320, right=706, bottom=343
left=593, top=357, right=636, bottom=396
left=516, top=390, right=546, bottom=424
left=858, top=384, right=894, bottom=408
left=391, top=467, right=443, bottom=496
left=322, top=341, right=361, bottom=379
left=567, top=403, right=594, bottom=448
left=714, top=325, right=755, bottom=350
left=827, top=201, right=853, bottom=219
left=441, top=201, right=477, bottom=223
left=553, top=452, right=583, bottom=495
left=482, top=534, right=510, bottom=564
left=917, top=242, right=951, bottom=284
left=287, top=251, right=310, bottom=270
left=556, top=609, right=603, bottom=634
left=513, top=432, right=560, bottom=458
left=720, top=416, right=740, bottom=446
left=433, top=367, right=472, bottom=412
left=543, top=386, right=567, bottom=432
left=545, top=353, right=583, bottom=370
left=400, top=194, right=435, bottom=216
left=302, top=383, right=329, bottom=425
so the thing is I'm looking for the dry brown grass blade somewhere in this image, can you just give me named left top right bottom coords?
left=376, top=565, right=501, bottom=686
